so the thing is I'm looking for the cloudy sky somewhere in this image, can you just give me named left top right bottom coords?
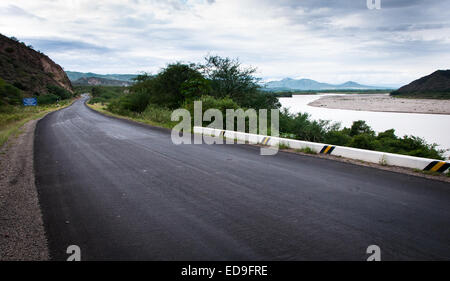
left=1, top=0, right=449, bottom=85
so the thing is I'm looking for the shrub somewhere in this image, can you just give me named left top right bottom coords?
left=324, top=130, right=352, bottom=146
left=182, top=95, right=240, bottom=128
left=141, top=104, right=173, bottom=124
left=88, top=86, right=127, bottom=104
left=0, top=78, right=23, bottom=106
left=47, top=85, right=72, bottom=100
left=349, top=120, right=375, bottom=137
left=37, top=94, right=59, bottom=105
left=296, top=147, right=317, bottom=154
left=349, top=134, right=377, bottom=150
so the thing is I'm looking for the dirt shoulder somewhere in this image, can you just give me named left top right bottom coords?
left=308, top=94, right=450, bottom=114
left=0, top=118, right=49, bottom=260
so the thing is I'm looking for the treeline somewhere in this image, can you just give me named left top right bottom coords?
left=79, top=86, right=127, bottom=104
left=91, top=55, right=444, bottom=160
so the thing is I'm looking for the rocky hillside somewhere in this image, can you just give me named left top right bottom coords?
left=73, top=77, right=132, bottom=87
left=391, top=70, right=450, bottom=99
left=0, top=33, right=73, bottom=96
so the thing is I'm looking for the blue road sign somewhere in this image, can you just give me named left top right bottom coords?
left=23, top=98, right=37, bottom=106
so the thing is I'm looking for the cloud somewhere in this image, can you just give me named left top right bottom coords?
left=23, top=38, right=111, bottom=53
left=0, top=0, right=449, bottom=85
left=0, top=4, right=45, bottom=20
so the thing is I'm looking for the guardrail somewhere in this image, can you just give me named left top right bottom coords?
left=194, top=126, right=450, bottom=174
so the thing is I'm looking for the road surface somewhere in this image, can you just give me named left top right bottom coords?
left=34, top=96, right=450, bottom=260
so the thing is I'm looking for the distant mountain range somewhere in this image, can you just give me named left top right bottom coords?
left=391, top=70, right=450, bottom=99
left=73, top=77, right=133, bottom=87
left=264, top=78, right=395, bottom=92
left=66, top=71, right=137, bottom=82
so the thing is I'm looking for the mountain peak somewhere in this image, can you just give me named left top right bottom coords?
left=265, top=77, right=390, bottom=91
left=391, top=69, right=450, bottom=98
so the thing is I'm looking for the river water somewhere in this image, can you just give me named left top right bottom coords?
left=278, top=94, right=450, bottom=158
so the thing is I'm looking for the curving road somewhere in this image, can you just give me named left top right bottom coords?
left=34, top=95, right=450, bottom=260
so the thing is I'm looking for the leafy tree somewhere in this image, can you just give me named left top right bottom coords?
left=180, top=77, right=212, bottom=102
left=132, top=72, right=152, bottom=83
left=349, top=120, right=375, bottom=137
left=199, top=55, right=260, bottom=105
left=47, top=85, right=72, bottom=100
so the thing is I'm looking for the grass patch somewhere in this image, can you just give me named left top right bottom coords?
left=278, top=142, right=290, bottom=149
left=413, top=168, right=445, bottom=177
left=0, top=99, right=74, bottom=147
left=379, top=155, right=388, bottom=166
left=87, top=102, right=176, bottom=129
left=295, top=147, right=317, bottom=154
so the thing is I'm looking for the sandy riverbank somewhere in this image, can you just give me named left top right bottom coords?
left=308, top=94, right=450, bottom=115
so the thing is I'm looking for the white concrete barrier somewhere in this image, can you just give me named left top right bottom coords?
left=193, top=126, right=450, bottom=173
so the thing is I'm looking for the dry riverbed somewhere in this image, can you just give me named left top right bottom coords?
left=309, top=94, right=450, bottom=114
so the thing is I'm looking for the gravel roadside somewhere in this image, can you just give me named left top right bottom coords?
left=0, top=118, right=49, bottom=260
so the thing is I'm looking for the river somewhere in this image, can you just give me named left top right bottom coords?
left=278, top=94, right=450, bottom=159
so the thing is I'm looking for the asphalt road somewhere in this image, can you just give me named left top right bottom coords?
left=34, top=96, right=450, bottom=260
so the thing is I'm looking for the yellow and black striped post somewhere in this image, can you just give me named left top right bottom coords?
left=320, top=145, right=335, bottom=155
left=261, top=137, right=271, bottom=145
left=423, top=161, right=450, bottom=173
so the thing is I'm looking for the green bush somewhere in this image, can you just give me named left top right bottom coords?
left=324, top=130, right=352, bottom=146
left=141, top=104, right=173, bottom=124
left=349, top=120, right=375, bottom=137
left=279, top=112, right=444, bottom=159
left=88, top=86, right=127, bottom=104
left=37, top=94, right=59, bottom=105
left=349, top=134, right=377, bottom=150
left=183, top=95, right=240, bottom=128
left=47, top=85, right=72, bottom=100
left=280, top=110, right=335, bottom=143
left=108, top=90, right=150, bottom=113
left=0, top=78, right=23, bottom=106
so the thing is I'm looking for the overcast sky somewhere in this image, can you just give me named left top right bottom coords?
left=1, top=0, right=449, bottom=85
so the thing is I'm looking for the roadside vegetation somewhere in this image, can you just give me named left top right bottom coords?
left=75, top=85, right=127, bottom=104
left=0, top=77, right=76, bottom=146
left=84, top=55, right=445, bottom=160
left=0, top=100, right=74, bottom=147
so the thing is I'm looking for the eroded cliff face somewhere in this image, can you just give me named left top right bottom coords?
left=0, top=33, right=73, bottom=96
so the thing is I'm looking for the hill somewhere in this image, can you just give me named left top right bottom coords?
left=66, top=71, right=137, bottom=82
left=73, top=77, right=133, bottom=87
left=264, top=78, right=392, bottom=92
left=391, top=70, right=450, bottom=99
left=0, top=33, right=73, bottom=98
